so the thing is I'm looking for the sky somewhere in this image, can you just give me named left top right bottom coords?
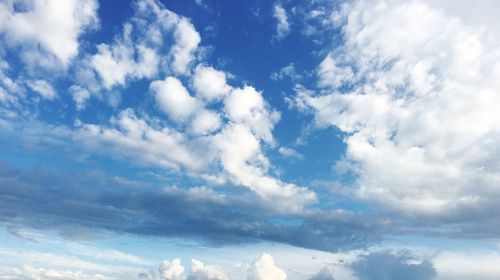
left=1, top=0, right=500, bottom=279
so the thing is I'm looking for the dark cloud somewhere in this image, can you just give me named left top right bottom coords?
left=0, top=160, right=379, bottom=252
left=351, top=251, right=437, bottom=280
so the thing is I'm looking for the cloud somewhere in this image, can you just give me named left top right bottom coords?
left=191, top=110, right=221, bottom=135
left=247, top=253, right=287, bottom=280
left=273, top=4, right=290, bottom=40
left=151, top=77, right=200, bottom=123
left=171, top=18, right=201, bottom=74
left=160, top=258, right=185, bottom=280
left=0, top=0, right=98, bottom=67
left=433, top=250, right=500, bottom=280
left=188, top=259, right=228, bottom=280
left=271, top=63, right=303, bottom=82
left=351, top=251, right=437, bottom=280
left=0, top=0, right=99, bottom=66
left=26, top=79, right=57, bottom=100
left=0, top=160, right=377, bottom=252
left=309, top=265, right=336, bottom=280
left=0, top=266, right=113, bottom=280
left=278, top=147, right=303, bottom=159
left=293, top=0, right=500, bottom=218
left=69, top=85, right=91, bottom=110
left=192, top=65, right=232, bottom=102
left=89, top=0, right=200, bottom=90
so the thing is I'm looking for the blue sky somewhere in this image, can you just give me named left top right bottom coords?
left=1, top=0, right=500, bottom=279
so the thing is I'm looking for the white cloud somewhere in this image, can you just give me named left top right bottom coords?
left=0, top=266, right=112, bottom=280
left=192, top=65, right=232, bottom=102
left=434, top=250, right=500, bottom=280
left=160, top=258, right=185, bottom=280
left=171, top=18, right=201, bottom=74
left=271, top=63, right=302, bottom=82
left=247, top=253, right=287, bottom=280
left=224, top=86, right=280, bottom=144
left=70, top=85, right=91, bottom=110
left=0, top=0, right=98, bottom=67
left=191, top=110, right=221, bottom=135
left=89, top=0, right=200, bottom=90
left=273, top=4, right=290, bottom=40
left=294, top=0, right=500, bottom=216
left=27, top=79, right=57, bottom=100
left=78, top=109, right=206, bottom=171
left=188, top=259, right=228, bottom=280
left=91, top=41, right=159, bottom=89
left=278, top=147, right=303, bottom=159
left=317, top=54, right=353, bottom=89
left=151, top=77, right=200, bottom=123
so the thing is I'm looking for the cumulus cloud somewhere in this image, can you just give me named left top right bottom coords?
left=293, top=0, right=500, bottom=217
left=191, top=110, right=221, bottom=135
left=188, top=259, right=228, bottom=280
left=171, top=18, right=201, bottom=74
left=90, top=0, right=200, bottom=90
left=247, top=253, right=287, bottom=280
left=160, top=259, right=185, bottom=280
left=273, top=3, right=290, bottom=40
left=78, top=109, right=205, bottom=171
left=0, top=0, right=98, bottom=67
left=151, top=77, right=200, bottom=123
left=192, top=65, right=232, bottom=102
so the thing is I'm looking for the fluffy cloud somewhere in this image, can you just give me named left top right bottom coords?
left=273, top=4, right=290, bottom=40
left=188, top=259, right=228, bottom=280
left=80, top=61, right=315, bottom=211
left=171, top=18, right=201, bottom=74
left=191, top=110, right=221, bottom=135
left=247, top=253, right=287, bottom=280
left=224, top=86, right=280, bottom=144
left=294, top=0, right=500, bottom=217
left=78, top=109, right=205, bottom=171
left=160, top=259, right=185, bottom=280
left=151, top=77, right=200, bottom=123
left=192, top=65, right=232, bottom=102
left=90, top=0, right=200, bottom=90
left=0, top=0, right=98, bottom=67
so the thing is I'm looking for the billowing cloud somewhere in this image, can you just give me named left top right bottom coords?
left=247, top=253, right=287, bottom=280
left=294, top=0, right=500, bottom=217
left=160, top=258, right=185, bottom=280
left=0, top=0, right=98, bottom=67
left=90, top=0, right=199, bottom=90
left=151, top=77, right=200, bottom=123
left=171, top=18, right=201, bottom=74
left=188, top=259, right=228, bottom=280
left=192, top=65, right=232, bottom=102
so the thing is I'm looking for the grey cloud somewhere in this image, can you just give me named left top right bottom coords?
left=0, top=160, right=378, bottom=252
left=351, top=251, right=437, bottom=280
